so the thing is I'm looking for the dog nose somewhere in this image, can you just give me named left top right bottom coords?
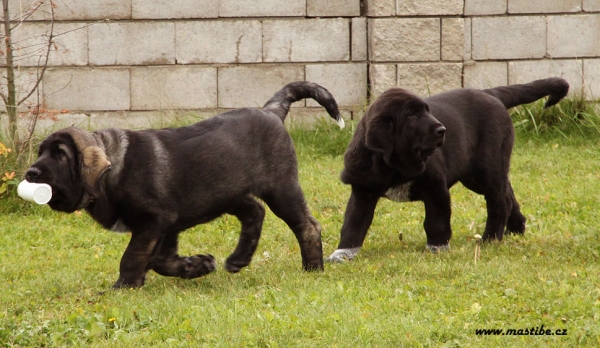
left=25, top=167, right=42, bottom=181
left=435, top=125, right=446, bottom=137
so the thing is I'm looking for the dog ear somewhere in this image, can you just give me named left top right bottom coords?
left=363, top=90, right=429, bottom=178
left=365, top=111, right=394, bottom=156
left=65, top=127, right=111, bottom=198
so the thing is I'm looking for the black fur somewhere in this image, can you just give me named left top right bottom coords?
left=25, top=81, right=342, bottom=288
left=327, top=78, right=569, bottom=261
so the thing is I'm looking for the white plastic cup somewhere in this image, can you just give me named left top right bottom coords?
left=17, top=180, right=52, bottom=204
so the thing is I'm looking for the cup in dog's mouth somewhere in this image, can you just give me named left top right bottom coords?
left=17, top=180, right=52, bottom=204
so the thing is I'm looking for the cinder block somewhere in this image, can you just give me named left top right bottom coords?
left=463, top=61, right=508, bottom=89
left=89, top=22, right=175, bottom=65
left=176, top=21, right=262, bottom=64
left=465, top=0, right=506, bottom=15
left=583, top=0, right=600, bottom=11
left=7, top=23, right=87, bottom=67
left=22, top=110, right=216, bottom=134
left=442, top=18, right=465, bottom=61
left=472, top=17, right=546, bottom=60
left=369, top=18, right=440, bottom=62
left=508, top=0, right=582, bottom=13
left=53, top=0, right=132, bottom=20
left=14, top=113, right=91, bottom=138
left=397, top=0, right=463, bottom=15
left=90, top=110, right=218, bottom=130
left=43, top=68, right=130, bottom=111
left=305, top=63, right=368, bottom=108
left=583, top=59, right=600, bottom=99
left=7, top=0, right=50, bottom=21
left=396, top=63, right=463, bottom=97
left=352, top=18, right=368, bottom=61
left=548, top=15, right=600, bottom=58
left=365, top=0, right=395, bottom=16
left=131, top=67, right=217, bottom=110
left=369, top=64, right=397, bottom=98
left=308, top=0, right=361, bottom=17
left=217, top=65, right=304, bottom=108
left=219, top=0, right=305, bottom=17
left=2, top=68, right=44, bottom=112
left=9, top=0, right=132, bottom=21
left=263, top=19, right=350, bottom=62
left=133, top=0, right=219, bottom=19
left=508, top=59, right=583, bottom=95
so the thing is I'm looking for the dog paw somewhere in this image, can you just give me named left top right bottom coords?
left=112, top=276, right=145, bottom=289
left=180, top=254, right=217, bottom=279
left=224, top=255, right=251, bottom=273
left=326, top=247, right=361, bottom=263
left=506, top=222, right=526, bottom=235
left=303, top=260, right=324, bottom=272
left=425, top=244, right=450, bottom=253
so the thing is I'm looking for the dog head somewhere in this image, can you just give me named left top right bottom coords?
left=364, top=88, right=446, bottom=177
left=25, top=127, right=111, bottom=212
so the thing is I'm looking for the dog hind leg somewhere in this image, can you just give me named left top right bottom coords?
left=481, top=184, right=511, bottom=242
left=263, top=188, right=324, bottom=271
left=225, top=195, right=266, bottom=273
left=505, top=181, right=526, bottom=234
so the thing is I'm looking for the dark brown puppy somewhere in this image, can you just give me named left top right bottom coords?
left=327, top=78, right=569, bottom=261
left=25, top=81, right=345, bottom=288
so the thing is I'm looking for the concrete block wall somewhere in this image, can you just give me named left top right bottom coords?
left=2, top=0, right=600, bottom=131
left=369, top=0, right=600, bottom=100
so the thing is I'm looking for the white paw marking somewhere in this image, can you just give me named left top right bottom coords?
left=426, top=244, right=450, bottom=253
left=326, top=247, right=361, bottom=262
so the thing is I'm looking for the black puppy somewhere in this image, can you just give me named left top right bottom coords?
left=327, top=78, right=569, bottom=261
left=25, top=81, right=344, bottom=288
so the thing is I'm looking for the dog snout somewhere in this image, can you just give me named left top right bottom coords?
left=435, top=125, right=446, bottom=137
left=25, top=167, right=42, bottom=181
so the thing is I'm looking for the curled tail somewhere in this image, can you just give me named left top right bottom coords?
left=483, top=77, right=569, bottom=109
left=263, top=81, right=345, bottom=128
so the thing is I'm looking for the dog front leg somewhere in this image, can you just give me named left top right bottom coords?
left=327, top=186, right=380, bottom=262
left=150, top=233, right=217, bottom=279
left=422, top=187, right=452, bottom=253
left=113, top=231, right=162, bottom=289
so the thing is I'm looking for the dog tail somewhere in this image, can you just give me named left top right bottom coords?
left=483, top=77, right=569, bottom=109
left=263, top=81, right=345, bottom=128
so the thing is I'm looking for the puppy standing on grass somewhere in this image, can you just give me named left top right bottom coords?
left=327, top=77, right=569, bottom=262
left=25, top=81, right=344, bottom=288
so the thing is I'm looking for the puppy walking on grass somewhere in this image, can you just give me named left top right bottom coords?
left=328, top=77, right=569, bottom=262
left=25, top=81, right=344, bottom=289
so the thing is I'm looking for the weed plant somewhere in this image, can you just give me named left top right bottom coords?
left=510, top=96, right=600, bottom=141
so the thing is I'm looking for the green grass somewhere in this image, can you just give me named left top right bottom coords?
left=1, top=104, right=600, bottom=347
left=510, top=97, right=600, bottom=140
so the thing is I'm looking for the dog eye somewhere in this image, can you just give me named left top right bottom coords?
left=56, top=148, right=68, bottom=161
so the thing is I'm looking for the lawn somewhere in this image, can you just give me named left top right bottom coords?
left=0, top=108, right=599, bottom=347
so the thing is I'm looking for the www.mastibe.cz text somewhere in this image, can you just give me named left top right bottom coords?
left=476, top=325, right=567, bottom=336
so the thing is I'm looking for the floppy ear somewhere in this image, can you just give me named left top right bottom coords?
left=365, top=110, right=393, bottom=156
left=64, top=127, right=111, bottom=198
left=396, top=115, right=427, bottom=177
